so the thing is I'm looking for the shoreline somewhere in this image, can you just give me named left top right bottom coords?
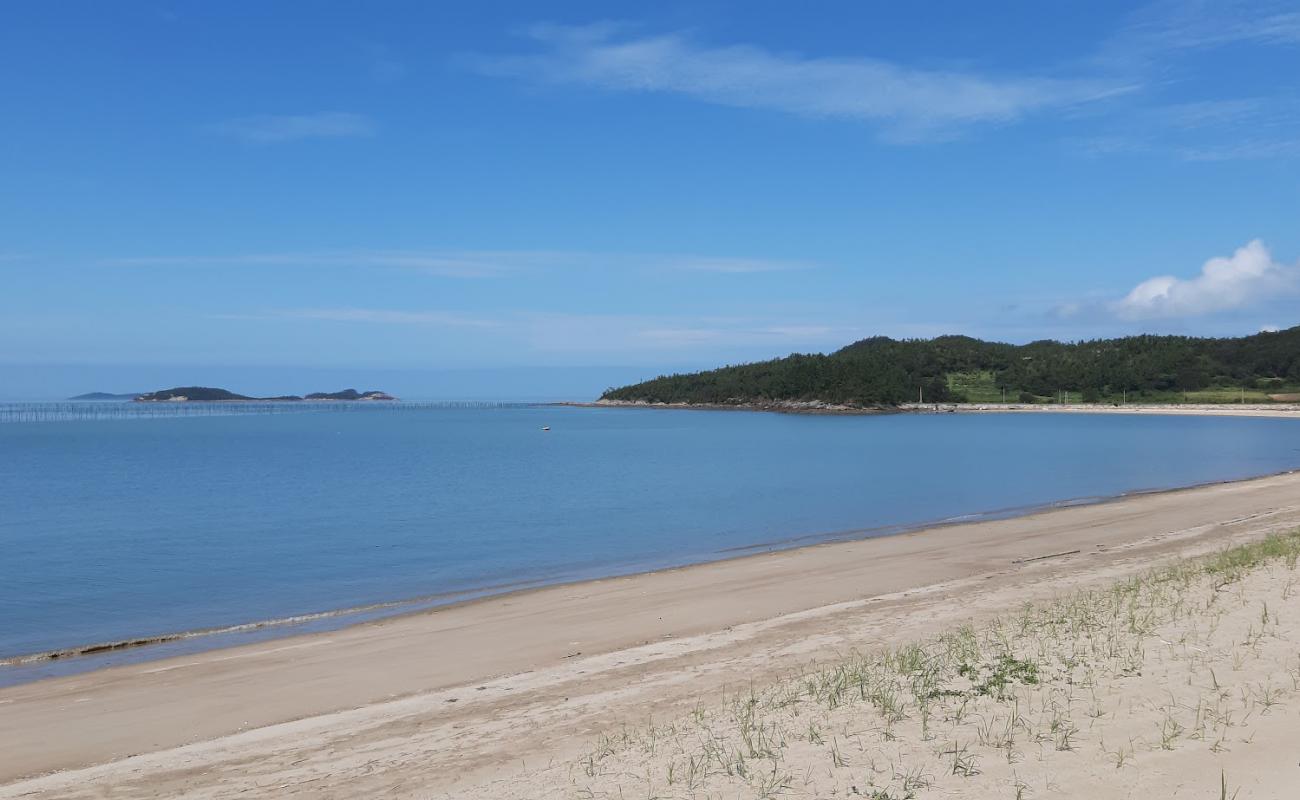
left=573, top=398, right=1300, bottom=418
left=4, top=470, right=1300, bottom=793
left=7, top=461, right=1300, bottom=683
left=0, top=577, right=552, bottom=681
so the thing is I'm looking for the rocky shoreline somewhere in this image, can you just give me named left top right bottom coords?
left=561, top=398, right=896, bottom=415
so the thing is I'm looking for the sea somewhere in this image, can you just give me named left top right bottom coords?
left=2, top=402, right=1299, bottom=685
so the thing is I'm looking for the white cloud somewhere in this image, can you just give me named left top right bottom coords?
left=472, top=23, right=1130, bottom=140
left=210, top=112, right=376, bottom=144
left=1113, top=239, right=1300, bottom=319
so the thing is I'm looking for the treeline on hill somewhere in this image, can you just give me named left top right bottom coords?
left=601, top=326, right=1300, bottom=406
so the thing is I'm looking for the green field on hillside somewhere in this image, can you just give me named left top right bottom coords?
left=944, top=370, right=1300, bottom=404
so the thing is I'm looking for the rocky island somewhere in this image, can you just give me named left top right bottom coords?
left=69, top=392, right=146, bottom=401
left=133, top=387, right=397, bottom=402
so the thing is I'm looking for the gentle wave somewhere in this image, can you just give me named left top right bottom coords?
left=0, top=574, right=549, bottom=668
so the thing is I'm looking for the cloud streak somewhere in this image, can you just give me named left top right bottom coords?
left=1069, top=97, right=1300, bottom=162
left=210, top=112, right=376, bottom=144
left=472, top=23, right=1130, bottom=140
left=249, top=308, right=501, bottom=328
left=1068, top=2, right=1300, bottom=161
left=1113, top=239, right=1300, bottom=319
left=107, top=249, right=811, bottom=278
left=662, top=256, right=811, bottom=273
left=520, top=313, right=864, bottom=354
left=216, top=308, right=860, bottom=354
left=110, top=250, right=504, bottom=278
left=1100, top=0, right=1300, bottom=66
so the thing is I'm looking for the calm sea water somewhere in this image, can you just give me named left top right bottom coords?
left=2, top=404, right=1299, bottom=678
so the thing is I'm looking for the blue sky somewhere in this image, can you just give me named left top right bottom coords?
left=2, top=1, right=1299, bottom=398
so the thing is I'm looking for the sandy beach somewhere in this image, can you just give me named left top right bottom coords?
left=899, top=402, right=1300, bottom=418
left=583, top=398, right=1300, bottom=418
left=3, top=469, right=1300, bottom=798
left=12, top=2, right=1300, bottom=796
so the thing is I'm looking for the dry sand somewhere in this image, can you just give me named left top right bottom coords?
left=515, top=525, right=1300, bottom=799
left=3, top=471, right=1300, bottom=798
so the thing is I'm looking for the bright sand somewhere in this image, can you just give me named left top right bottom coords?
left=3, top=470, right=1300, bottom=797
left=899, top=402, right=1300, bottom=417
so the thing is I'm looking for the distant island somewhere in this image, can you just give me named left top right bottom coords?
left=69, top=392, right=145, bottom=401
left=132, top=387, right=397, bottom=402
left=602, top=325, right=1300, bottom=408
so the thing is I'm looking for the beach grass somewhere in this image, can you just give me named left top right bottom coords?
left=555, top=529, right=1300, bottom=798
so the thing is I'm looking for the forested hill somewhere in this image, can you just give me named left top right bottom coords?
left=601, top=326, right=1300, bottom=406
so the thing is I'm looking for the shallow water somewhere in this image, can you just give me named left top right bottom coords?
left=2, top=404, right=1298, bottom=674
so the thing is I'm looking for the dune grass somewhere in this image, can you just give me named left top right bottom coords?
left=562, top=530, right=1300, bottom=798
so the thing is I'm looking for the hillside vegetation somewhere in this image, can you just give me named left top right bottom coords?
left=602, top=326, right=1300, bottom=406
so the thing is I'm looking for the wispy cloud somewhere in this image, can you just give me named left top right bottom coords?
left=218, top=307, right=860, bottom=354
left=365, top=44, right=406, bottom=83
left=1110, top=239, right=1300, bottom=319
left=106, top=249, right=810, bottom=278
left=1177, top=140, right=1300, bottom=162
left=210, top=112, right=376, bottom=144
left=1068, top=97, right=1300, bottom=161
left=111, top=250, right=525, bottom=278
left=1067, top=2, right=1300, bottom=161
left=470, top=23, right=1130, bottom=141
left=637, top=323, right=844, bottom=344
left=663, top=256, right=811, bottom=273
left=1099, top=0, right=1300, bottom=66
left=215, top=308, right=500, bottom=328
left=518, top=312, right=862, bottom=354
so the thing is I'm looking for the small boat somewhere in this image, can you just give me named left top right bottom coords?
left=542, top=426, right=551, bottom=431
